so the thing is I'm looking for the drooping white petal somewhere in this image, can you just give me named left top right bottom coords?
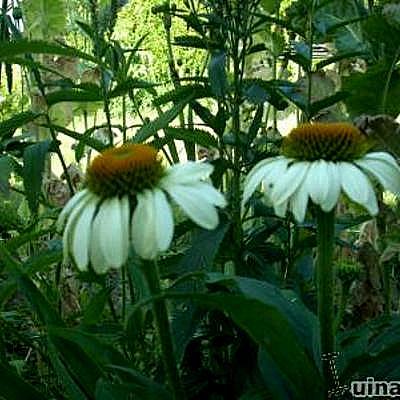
left=119, top=196, right=131, bottom=260
left=305, top=160, right=330, bottom=205
left=98, top=197, right=128, bottom=269
left=62, top=192, right=96, bottom=265
left=355, top=157, right=400, bottom=195
left=57, top=189, right=91, bottom=231
left=260, top=157, right=291, bottom=195
left=290, top=184, right=309, bottom=222
left=163, top=183, right=219, bottom=230
left=321, top=162, right=341, bottom=212
left=90, top=209, right=108, bottom=274
left=71, top=198, right=97, bottom=271
left=242, top=156, right=287, bottom=205
left=339, top=163, right=378, bottom=215
left=131, top=190, right=159, bottom=260
left=363, top=152, right=400, bottom=169
left=153, top=188, right=174, bottom=252
left=270, top=161, right=310, bottom=205
left=273, top=199, right=288, bottom=218
left=160, top=162, right=213, bottom=186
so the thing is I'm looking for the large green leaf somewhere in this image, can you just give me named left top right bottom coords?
left=338, top=317, right=400, bottom=381
left=342, top=63, right=400, bottom=117
left=174, top=287, right=323, bottom=399
left=22, top=140, right=51, bottom=214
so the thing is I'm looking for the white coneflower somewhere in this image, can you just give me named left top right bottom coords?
left=243, top=122, right=400, bottom=222
left=57, top=143, right=226, bottom=273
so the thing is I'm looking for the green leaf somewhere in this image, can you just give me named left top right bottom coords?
left=309, top=91, right=349, bottom=118
left=289, top=42, right=312, bottom=71
left=168, top=220, right=230, bottom=363
left=95, top=378, right=172, bottom=400
left=243, top=79, right=288, bottom=110
left=153, top=84, right=211, bottom=106
left=0, top=155, right=13, bottom=194
left=208, top=51, right=228, bottom=98
left=22, top=140, right=51, bottom=214
left=182, top=287, right=323, bottom=399
left=110, top=78, right=158, bottom=97
left=0, top=111, right=39, bottom=140
left=315, top=51, right=366, bottom=70
left=338, top=317, right=400, bottom=381
left=133, top=100, right=189, bottom=143
left=104, top=367, right=173, bottom=400
left=47, top=340, right=87, bottom=400
left=46, top=88, right=102, bottom=106
left=0, top=39, right=99, bottom=64
left=51, top=124, right=107, bottom=152
left=164, top=127, right=218, bottom=149
left=82, top=288, right=111, bottom=326
left=174, top=35, right=209, bottom=49
left=0, top=361, right=47, bottom=400
left=342, top=63, right=400, bottom=117
left=23, top=247, right=63, bottom=275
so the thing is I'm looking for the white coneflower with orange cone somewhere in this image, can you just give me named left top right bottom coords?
left=57, top=143, right=226, bottom=273
left=243, top=122, right=400, bottom=221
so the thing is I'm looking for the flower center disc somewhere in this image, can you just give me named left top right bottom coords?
left=282, top=122, right=373, bottom=161
left=86, top=143, right=164, bottom=198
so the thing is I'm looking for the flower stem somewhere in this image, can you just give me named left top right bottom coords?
left=316, top=207, right=336, bottom=393
left=142, top=260, right=185, bottom=400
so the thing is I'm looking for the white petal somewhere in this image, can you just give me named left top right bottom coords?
left=57, top=189, right=91, bottom=231
left=364, top=151, right=400, bottom=169
left=153, top=189, right=174, bottom=252
left=62, top=193, right=96, bottom=265
left=120, top=196, right=131, bottom=259
left=164, top=183, right=219, bottom=229
left=290, top=184, right=309, bottom=222
left=242, top=156, right=288, bottom=205
left=273, top=199, right=288, bottom=218
left=131, top=190, right=159, bottom=260
left=71, top=198, right=97, bottom=271
left=339, top=163, right=378, bottom=215
left=321, top=162, right=341, bottom=212
left=161, top=162, right=213, bottom=186
left=305, top=160, right=330, bottom=205
left=98, top=197, right=128, bottom=269
left=90, top=209, right=108, bottom=274
left=270, top=162, right=310, bottom=205
left=261, top=157, right=291, bottom=194
left=355, top=157, right=400, bottom=195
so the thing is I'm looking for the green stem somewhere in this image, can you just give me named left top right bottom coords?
left=142, top=260, right=185, bottom=400
left=334, top=281, right=350, bottom=334
left=316, top=207, right=336, bottom=394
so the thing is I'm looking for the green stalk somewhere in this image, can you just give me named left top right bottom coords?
left=142, top=260, right=185, bottom=400
left=316, top=207, right=336, bottom=393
